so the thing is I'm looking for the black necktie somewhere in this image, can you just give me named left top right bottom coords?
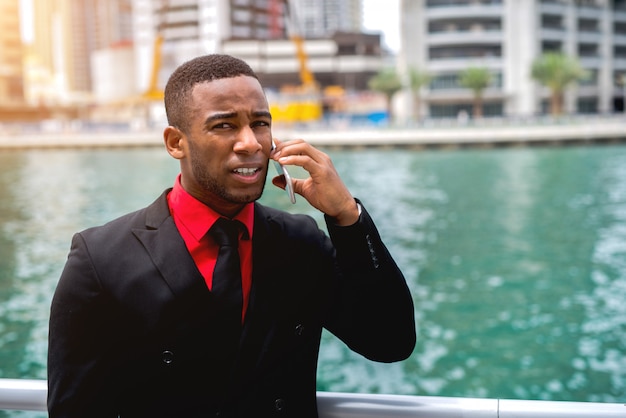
left=209, top=218, right=245, bottom=329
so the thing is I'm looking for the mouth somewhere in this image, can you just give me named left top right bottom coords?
left=233, top=167, right=261, bottom=177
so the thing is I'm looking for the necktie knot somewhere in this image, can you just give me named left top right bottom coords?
left=210, top=218, right=245, bottom=247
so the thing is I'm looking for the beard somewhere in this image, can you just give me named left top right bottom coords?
left=189, top=144, right=267, bottom=205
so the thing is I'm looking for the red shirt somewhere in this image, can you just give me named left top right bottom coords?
left=167, top=175, right=254, bottom=321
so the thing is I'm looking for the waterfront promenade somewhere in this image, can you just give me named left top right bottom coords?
left=1, top=116, right=626, bottom=150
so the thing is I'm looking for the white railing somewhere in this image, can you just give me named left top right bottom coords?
left=1, top=379, right=623, bottom=417
left=0, top=379, right=46, bottom=411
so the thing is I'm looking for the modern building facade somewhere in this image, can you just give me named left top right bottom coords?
left=20, top=0, right=378, bottom=115
left=222, top=31, right=382, bottom=92
left=27, top=0, right=132, bottom=104
left=0, top=0, right=24, bottom=105
left=132, top=0, right=292, bottom=94
left=400, top=0, right=626, bottom=118
left=132, top=0, right=377, bottom=94
left=291, top=0, right=362, bottom=38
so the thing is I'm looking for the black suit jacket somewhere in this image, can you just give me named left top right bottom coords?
left=48, top=190, right=415, bottom=417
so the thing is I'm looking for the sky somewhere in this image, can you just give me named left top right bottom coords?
left=362, top=0, right=400, bottom=52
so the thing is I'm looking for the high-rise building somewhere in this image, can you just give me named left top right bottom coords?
left=400, top=0, right=626, bottom=118
left=291, top=0, right=362, bottom=38
left=29, top=0, right=132, bottom=102
left=0, top=0, right=24, bottom=104
left=133, top=0, right=370, bottom=94
left=132, top=0, right=291, bottom=94
left=24, top=0, right=375, bottom=110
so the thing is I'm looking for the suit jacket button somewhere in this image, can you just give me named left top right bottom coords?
left=161, top=350, right=174, bottom=364
left=274, top=398, right=286, bottom=412
left=295, top=324, right=304, bottom=336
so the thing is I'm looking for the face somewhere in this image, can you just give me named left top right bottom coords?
left=167, top=75, right=273, bottom=217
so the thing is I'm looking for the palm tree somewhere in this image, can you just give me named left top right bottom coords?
left=368, top=68, right=403, bottom=124
left=459, top=67, right=491, bottom=119
left=409, top=68, right=431, bottom=121
left=531, top=52, right=588, bottom=116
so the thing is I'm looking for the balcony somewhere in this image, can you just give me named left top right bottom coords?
left=428, top=29, right=503, bottom=46
left=577, top=31, right=602, bottom=43
left=614, top=34, right=626, bottom=45
left=540, top=28, right=567, bottom=42
left=427, top=56, right=502, bottom=73
left=162, top=25, right=199, bottom=41
left=578, top=56, right=602, bottom=68
left=539, top=2, right=567, bottom=15
left=615, top=58, right=626, bottom=69
left=427, top=3, right=503, bottom=20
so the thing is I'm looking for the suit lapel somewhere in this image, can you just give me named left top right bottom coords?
left=131, top=196, right=289, bottom=371
left=131, top=190, right=208, bottom=299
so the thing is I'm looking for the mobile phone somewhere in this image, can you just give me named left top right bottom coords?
left=271, top=141, right=296, bottom=204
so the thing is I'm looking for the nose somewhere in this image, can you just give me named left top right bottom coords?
left=234, top=126, right=263, bottom=154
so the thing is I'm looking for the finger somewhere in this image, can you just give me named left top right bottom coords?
left=276, top=144, right=328, bottom=174
left=275, top=140, right=322, bottom=163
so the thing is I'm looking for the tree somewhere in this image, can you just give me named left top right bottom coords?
left=408, top=68, right=431, bottom=121
left=531, top=52, right=588, bottom=116
left=459, top=67, right=491, bottom=119
left=368, top=68, right=403, bottom=123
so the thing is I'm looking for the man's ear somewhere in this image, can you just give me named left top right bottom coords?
left=164, top=126, right=185, bottom=160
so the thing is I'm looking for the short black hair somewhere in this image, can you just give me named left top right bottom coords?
left=164, top=54, right=259, bottom=133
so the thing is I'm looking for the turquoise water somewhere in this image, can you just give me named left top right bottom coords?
left=0, top=144, right=624, bottom=416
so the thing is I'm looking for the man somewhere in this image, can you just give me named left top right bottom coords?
left=48, top=54, right=415, bottom=418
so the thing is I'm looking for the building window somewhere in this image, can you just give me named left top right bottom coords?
left=429, top=45, right=501, bottom=60
left=578, top=18, right=599, bottom=33
left=580, top=69, right=597, bottom=86
left=429, top=102, right=503, bottom=118
left=577, top=98, right=598, bottom=114
left=578, top=43, right=598, bottom=58
left=541, top=14, right=564, bottom=31
left=232, top=9, right=252, bottom=23
left=426, top=0, right=503, bottom=7
left=615, top=22, right=626, bottom=35
left=429, top=18, right=501, bottom=33
left=430, top=72, right=501, bottom=90
left=542, top=41, right=562, bottom=53
left=338, top=44, right=357, bottom=55
left=615, top=45, right=626, bottom=59
left=430, top=73, right=461, bottom=90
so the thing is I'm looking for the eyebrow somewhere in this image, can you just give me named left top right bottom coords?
left=203, top=110, right=272, bottom=125
left=254, top=110, right=272, bottom=120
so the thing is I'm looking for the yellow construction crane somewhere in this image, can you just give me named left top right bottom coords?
left=143, top=0, right=166, bottom=101
left=283, top=0, right=315, bottom=90
left=270, top=0, right=322, bottom=123
left=143, top=34, right=164, bottom=100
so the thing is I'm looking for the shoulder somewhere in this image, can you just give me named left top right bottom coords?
left=253, top=202, right=330, bottom=248
left=78, top=190, right=170, bottom=243
left=254, top=202, right=319, bottom=231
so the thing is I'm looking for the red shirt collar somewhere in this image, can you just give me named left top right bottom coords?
left=168, top=175, right=254, bottom=242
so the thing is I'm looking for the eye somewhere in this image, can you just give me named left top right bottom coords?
left=252, top=120, right=271, bottom=129
left=211, top=122, right=234, bottom=130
